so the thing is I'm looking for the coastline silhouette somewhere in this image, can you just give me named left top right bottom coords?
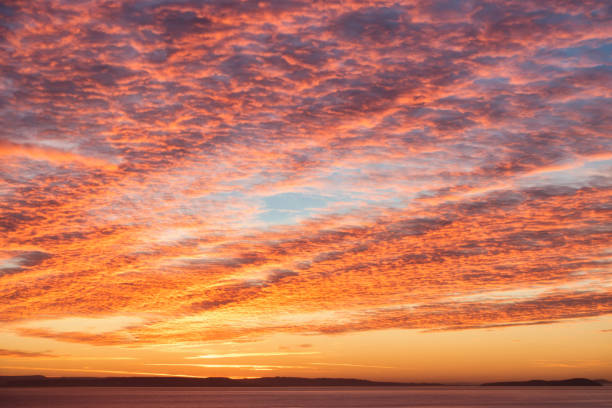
left=2, top=375, right=605, bottom=387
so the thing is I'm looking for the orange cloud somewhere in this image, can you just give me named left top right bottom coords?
left=0, top=0, right=610, bottom=366
left=0, top=140, right=117, bottom=171
left=0, top=349, right=57, bottom=358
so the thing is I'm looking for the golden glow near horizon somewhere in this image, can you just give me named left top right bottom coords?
left=1, top=0, right=611, bottom=382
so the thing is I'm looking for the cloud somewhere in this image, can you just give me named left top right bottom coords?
left=2, top=365, right=202, bottom=377
left=332, top=6, right=406, bottom=43
left=0, top=251, right=52, bottom=276
left=533, top=359, right=605, bottom=368
left=146, top=363, right=307, bottom=370
left=159, top=9, right=212, bottom=39
left=0, top=140, right=118, bottom=171
left=0, top=0, right=610, bottom=348
left=186, top=351, right=318, bottom=359
left=0, top=349, right=57, bottom=358
left=311, top=362, right=397, bottom=369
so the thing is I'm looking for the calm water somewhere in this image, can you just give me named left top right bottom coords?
left=1, top=386, right=611, bottom=407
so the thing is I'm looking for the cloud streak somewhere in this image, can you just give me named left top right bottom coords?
left=186, top=352, right=319, bottom=359
left=0, top=349, right=57, bottom=358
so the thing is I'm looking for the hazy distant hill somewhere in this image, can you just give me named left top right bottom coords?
left=482, top=378, right=602, bottom=386
left=0, top=375, right=442, bottom=387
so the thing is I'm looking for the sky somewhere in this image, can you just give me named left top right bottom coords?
left=0, top=0, right=611, bottom=382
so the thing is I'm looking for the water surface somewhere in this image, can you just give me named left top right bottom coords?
left=1, top=386, right=610, bottom=407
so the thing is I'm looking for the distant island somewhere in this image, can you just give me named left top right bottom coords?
left=2, top=375, right=605, bottom=388
left=482, top=378, right=602, bottom=386
left=0, top=375, right=442, bottom=388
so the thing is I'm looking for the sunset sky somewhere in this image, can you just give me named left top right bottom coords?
left=1, top=0, right=611, bottom=382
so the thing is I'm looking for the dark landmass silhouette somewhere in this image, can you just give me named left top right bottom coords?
left=594, top=379, right=611, bottom=384
left=482, top=378, right=602, bottom=386
left=0, top=375, right=442, bottom=387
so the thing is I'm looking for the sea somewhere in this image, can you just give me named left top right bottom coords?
left=1, top=386, right=611, bottom=407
